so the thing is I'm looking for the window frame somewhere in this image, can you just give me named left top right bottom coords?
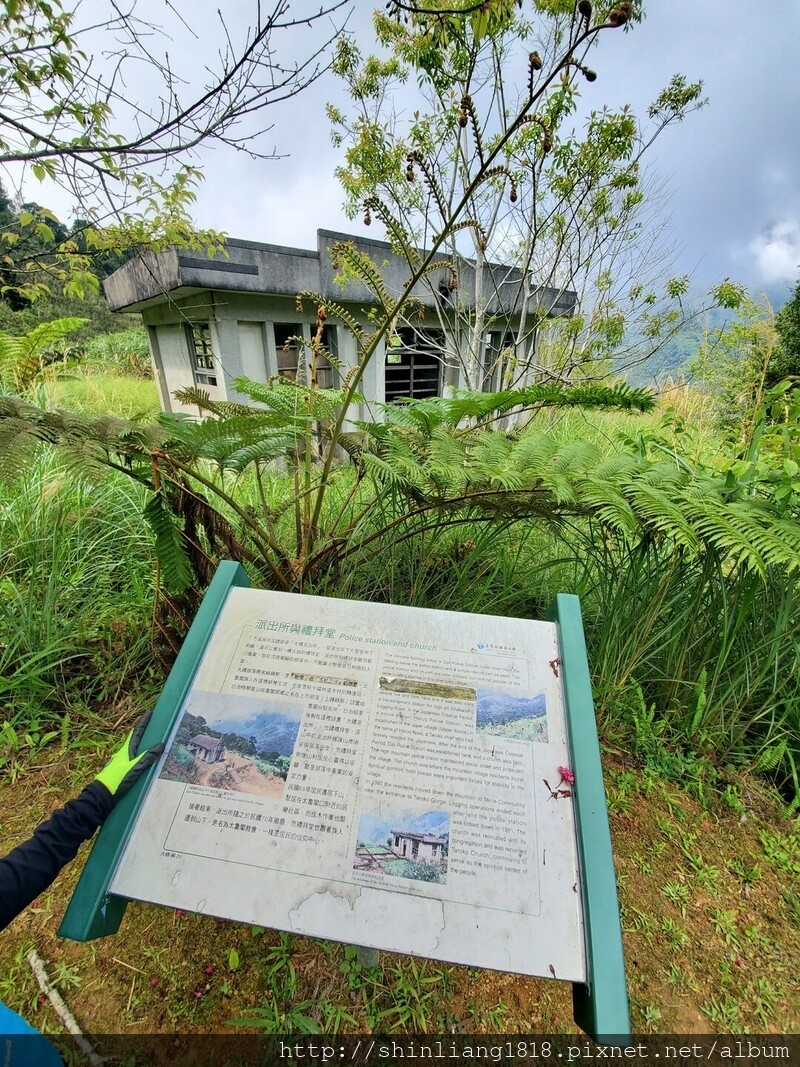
left=186, top=322, right=218, bottom=387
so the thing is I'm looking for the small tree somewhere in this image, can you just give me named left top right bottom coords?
left=329, top=0, right=737, bottom=387
left=0, top=316, right=86, bottom=392
left=0, top=0, right=349, bottom=298
left=690, top=297, right=778, bottom=449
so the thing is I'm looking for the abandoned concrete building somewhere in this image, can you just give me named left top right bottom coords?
left=390, top=830, right=446, bottom=864
left=103, top=229, right=576, bottom=416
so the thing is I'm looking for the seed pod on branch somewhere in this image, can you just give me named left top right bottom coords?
left=608, top=2, right=633, bottom=26
left=528, top=51, right=543, bottom=96
left=520, top=113, right=553, bottom=153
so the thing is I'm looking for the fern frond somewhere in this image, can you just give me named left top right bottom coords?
left=221, top=434, right=299, bottom=472
left=143, top=490, right=193, bottom=593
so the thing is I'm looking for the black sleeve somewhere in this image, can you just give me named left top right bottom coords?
left=0, top=781, right=115, bottom=931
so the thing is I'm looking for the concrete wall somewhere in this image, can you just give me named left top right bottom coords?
left=140, top=290, right=385, bottom=414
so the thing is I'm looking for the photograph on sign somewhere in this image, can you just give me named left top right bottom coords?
left=109, top=588, right=586, bottom=981
left=353, top=808, right=450, bottom=885
left=159, top=691, right=300, bottom=799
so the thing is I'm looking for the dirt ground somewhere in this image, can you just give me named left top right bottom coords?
left=186, top=751, right=285, bottom=798
left=1, top=746, right=798, bottom=1041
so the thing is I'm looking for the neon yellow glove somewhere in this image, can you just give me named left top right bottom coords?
left=95, top=711, right=165, bottom=802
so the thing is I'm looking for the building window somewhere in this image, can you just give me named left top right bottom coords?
left=186, top=322, right=217, bottom=386
left=312, top=325, right=339, bottom=390
left=274, top=323, right=303, bottom=382
left=483, top=331, right=514, bottom=392
left=384, top=327, right=443, bottom=403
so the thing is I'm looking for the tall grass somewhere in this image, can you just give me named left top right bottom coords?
left=84, top=327, right=152, bottom=378
left=40, top=369, right=160, bottom=419
left=0, top=453, right=156, bottom=737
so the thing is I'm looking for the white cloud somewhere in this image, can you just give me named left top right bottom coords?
left=748, top=219, right=800, bottom=284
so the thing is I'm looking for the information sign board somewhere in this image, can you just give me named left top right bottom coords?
left=60, top=562, right=629, bottom=1041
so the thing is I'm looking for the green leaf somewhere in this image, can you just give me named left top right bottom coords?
left=228, top=947, right=240, bottom=972
left=143, top=491, right=193, bottom=594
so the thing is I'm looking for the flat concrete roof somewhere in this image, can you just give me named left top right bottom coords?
left=103, top=229, right=576, bottom=319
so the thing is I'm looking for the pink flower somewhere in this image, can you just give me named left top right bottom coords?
left=205, top=966, right=214, bottom=976
left=175, top=908, right=187, bottom=917
left=150, top=977, right=159, bottom=988
left=558, top=765, right=575, bottom=785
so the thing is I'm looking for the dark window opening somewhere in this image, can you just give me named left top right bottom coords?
left=186, top=322, right=217, bottom=386
left=385, top=327, right=443, bottom=403
left=274, top=323, right=303, bottom=381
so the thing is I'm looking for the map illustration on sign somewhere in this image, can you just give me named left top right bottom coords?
left=109, top=588, right=587, bottom=982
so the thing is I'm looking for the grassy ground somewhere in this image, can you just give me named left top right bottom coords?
left=40, top=368, right=160, bottom=420
left=1, top=737, right=797, bottom=1037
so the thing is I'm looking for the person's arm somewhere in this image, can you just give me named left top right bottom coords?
left=0, top=713, right=163, bottom=931
left=0, top=783, right=114, bottom=929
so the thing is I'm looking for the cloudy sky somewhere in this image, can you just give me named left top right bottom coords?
left=21, top=0, right=800, bottom=304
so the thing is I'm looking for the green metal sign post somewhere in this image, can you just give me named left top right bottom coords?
left=546, top=594, right=630, bottom=1041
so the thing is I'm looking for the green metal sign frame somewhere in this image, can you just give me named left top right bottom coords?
left=546, top=594, right=630, bottom=1042
left=59, top=566, right=629, bottom=1041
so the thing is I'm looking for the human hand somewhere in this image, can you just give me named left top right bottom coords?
left=95, top=711, right=165, bottom=802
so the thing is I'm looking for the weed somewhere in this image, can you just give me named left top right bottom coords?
left=759, top=825, right=800, bottom=876
left=645, top=841, right=667, bottom=859
left=751, top=978, right=779, bottom=1027
left=631, top=852, right=652, bottom=875
left=623, top=906, right=654, bottom=938
left=655, top=814, right=676, bottom=840
left=606, top=769, right=637, bottom=815
left=727, top=857, right=762, bottom=887
left=701, top=994, right=740, bottom=1031
left=660, top=917, right=688, bottom=950
left=320, top=1000, right=358, bottom=1034
left=779, top=886, right=800, bottom=923
left=51, top=961, right=82, bottom=991
left=665, top=963, right=689, bottom=989
left=721, top=783, right=747, bottom=815
left=694, top=862, right=721, bottom=891
left=262, top=933, right=297, bottom=999
left=662, top=879, right=690, bottom=917
left=708, top=908, right=739, bottom=946
left=642, top=1003, right=662, bottom=1031
left=231, top=997, right=322, bottom=1034
left=376, top=958, right=449, bottom=1033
